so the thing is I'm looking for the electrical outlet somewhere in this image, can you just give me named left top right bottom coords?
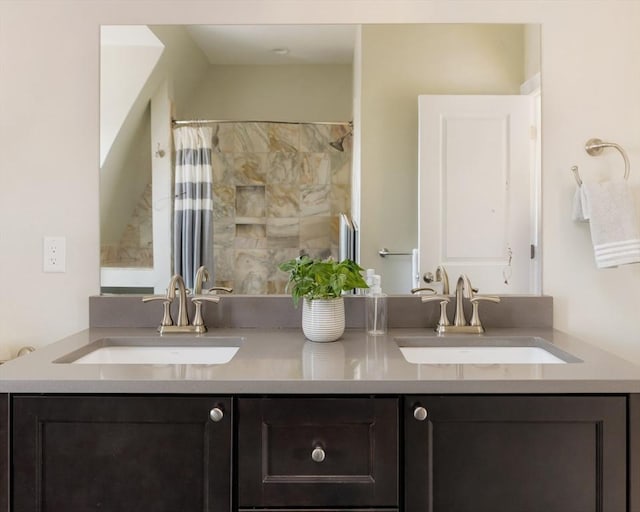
left=43, top=236, right=66, bottom=273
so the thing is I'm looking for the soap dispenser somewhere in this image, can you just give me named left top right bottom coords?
left=362, top=268, right=375, bottom=295
left=366, top=274, right=388, bottom=335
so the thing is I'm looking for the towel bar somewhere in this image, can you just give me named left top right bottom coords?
left=572, top=138, right=630, bottom=186
left=379, top=247, right=413, bottom=257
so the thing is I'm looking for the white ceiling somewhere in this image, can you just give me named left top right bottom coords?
left=185, top=24, right=357, bottom=65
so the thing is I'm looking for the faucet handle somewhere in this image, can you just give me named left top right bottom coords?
left=470, top=295, right=501, bottom=304
left=191, top=295, right=221, bottom=332
left=469, top=295, right=501, bottom=328
left=141, top=296, right=173, bottom=327
left=420, top=295, right=451, bottom=331
left=205, top=286, right=233, bottom=294
left=420, top=295, right=449, bottom=304
left=192, top=295, right=221, bottom=305
left=141, top=295, right=163, bottom=303
left=411, top=287, right=436, bottom=295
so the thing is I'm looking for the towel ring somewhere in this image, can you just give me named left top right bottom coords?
left=573, top=138, right=631, bottom=186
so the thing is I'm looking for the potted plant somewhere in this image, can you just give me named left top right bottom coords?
left=279, top=256, right=368, bottom=342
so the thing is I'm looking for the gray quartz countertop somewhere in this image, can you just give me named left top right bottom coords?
left=2, top=327, right=640, bottom=394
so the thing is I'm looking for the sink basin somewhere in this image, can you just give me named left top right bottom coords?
left=395, top=336, right=581, bottom=365
left=55, top=336, right=243, bottom=365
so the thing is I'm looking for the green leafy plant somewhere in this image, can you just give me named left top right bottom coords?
left=279, top=256, right=368, bottom=307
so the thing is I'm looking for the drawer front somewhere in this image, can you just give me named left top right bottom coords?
left=238, top=398, right=399, bottom=507
left=239, top=509, right=399, bottom=512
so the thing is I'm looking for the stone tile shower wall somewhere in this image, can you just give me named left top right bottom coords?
left=100, top=183, right=153, bottom=268
left=212, top=122, right=352, bottom=294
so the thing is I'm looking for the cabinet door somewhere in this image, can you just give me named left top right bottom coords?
left=405, top=395, right=626, bottom=512
left=12, top=395, right=232, bottom=512
left=238, top=397, right=399, bottom=508
left=1, top=394, right=7, bottom=512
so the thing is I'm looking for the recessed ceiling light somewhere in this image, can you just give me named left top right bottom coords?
left=271, top=47, right=290, bottom=56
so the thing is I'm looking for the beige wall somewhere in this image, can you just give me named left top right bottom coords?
left=1, top=1, right=640, bottom=368
left=186, top=64, right=352, bottom=122
left=525, top=24, right=541, bottom=79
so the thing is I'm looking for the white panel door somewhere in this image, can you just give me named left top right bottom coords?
left=418, top=95, right=534, bottom=294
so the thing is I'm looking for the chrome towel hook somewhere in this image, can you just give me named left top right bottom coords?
left=571, top=165, right=582, bottom=187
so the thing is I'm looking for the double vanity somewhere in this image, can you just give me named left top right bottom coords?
left=2, top=294, right=640, bottom=512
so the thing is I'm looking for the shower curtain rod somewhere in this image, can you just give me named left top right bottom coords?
left=172, top=119, right=350, bottom=126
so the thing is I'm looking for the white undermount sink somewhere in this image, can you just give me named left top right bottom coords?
left=55, top=336, right=243, bottom=365
left=395, top=336, right=581, bottom=365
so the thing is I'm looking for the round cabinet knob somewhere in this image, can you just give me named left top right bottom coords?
left=413, top=406, right=428, bottom=421
left=311, top=446, right=326, bottom=463
left=209, top=407, right=224, bottom=422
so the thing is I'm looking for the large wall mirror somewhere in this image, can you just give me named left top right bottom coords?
left=99, top=23, right=541, bottom=296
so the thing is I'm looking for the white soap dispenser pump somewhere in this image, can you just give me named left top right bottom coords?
left=366, top=274, right=388, bottom=335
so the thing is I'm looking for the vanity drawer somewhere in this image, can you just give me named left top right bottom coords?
left=237, top=397, right=399, bottom=508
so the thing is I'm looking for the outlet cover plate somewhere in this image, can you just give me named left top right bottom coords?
left=43, top=236, right=66, bottom=273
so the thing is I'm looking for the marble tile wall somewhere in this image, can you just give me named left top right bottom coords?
left=100, top=183, right=153, bottom=268
left=212, top=122, right=352, bottom=294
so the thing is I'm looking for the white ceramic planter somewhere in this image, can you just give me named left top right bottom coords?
left=301, top=297, right=345, bottom=343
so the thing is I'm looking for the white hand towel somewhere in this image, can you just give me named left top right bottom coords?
left=580, top=181, right=640, bottom=268
left=572, top=186, right=588, bottom=222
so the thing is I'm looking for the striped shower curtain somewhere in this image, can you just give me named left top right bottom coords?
left=173, top=126, right=214, bottom=290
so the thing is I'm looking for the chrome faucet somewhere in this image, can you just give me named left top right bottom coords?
left=193, top=265, right=233, bottom=296
left=453, top=274, right=474, bottom=327
left=142, top=267, right=232, bottom=334
left=169, top=274, right=190, bottom=328
left=141, top=274, right=192, bottom=333
left=435, top=265, right=450, bottom=295
left=193, top=266, right=210, bottom=295
left=416, top=274, right=500, bottom=334
left=191, top=266, right=233, bottom=332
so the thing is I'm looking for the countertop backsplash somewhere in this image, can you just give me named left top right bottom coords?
left=90, top=294, right=553, bottom=330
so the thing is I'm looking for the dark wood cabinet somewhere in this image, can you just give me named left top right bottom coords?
left=404, top=395, right=627, bottom=512
left=6, top=393, right=634, bottom=512
left=1, top=394, right=8, bottom=512
left=12, top=395, right=232, bottom=512
left=237, top=397, right=399, bottom=509
left=629, top=394, right=640, bottom=512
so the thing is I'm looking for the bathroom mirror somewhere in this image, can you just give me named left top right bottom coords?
left=100, top=23, right=541, bottom=295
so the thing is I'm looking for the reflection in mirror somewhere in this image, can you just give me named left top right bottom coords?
left=99, top=23, right=541, bottom=296
left=100, top=24, right=355, bottom=294
left=173, top=119, right=353, bottom=293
